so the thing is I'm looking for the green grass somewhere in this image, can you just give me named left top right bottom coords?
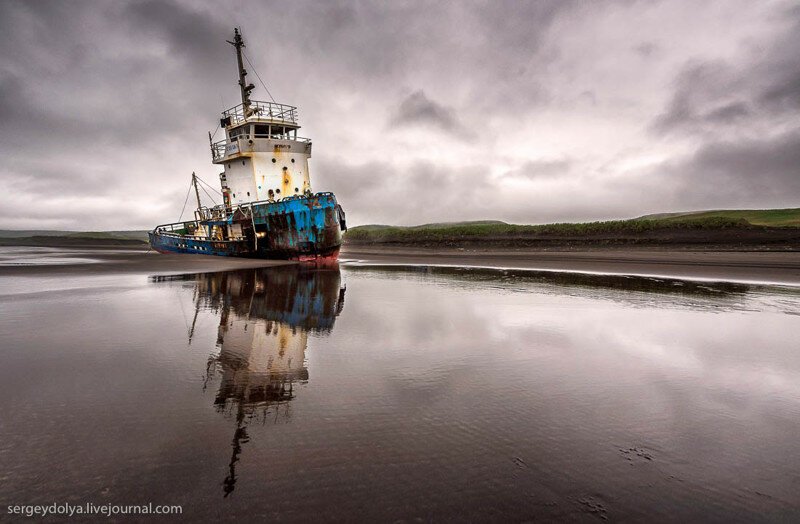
left=637, top=208, right=800, bottom=227
left=0, top=229, right=150, bottom=242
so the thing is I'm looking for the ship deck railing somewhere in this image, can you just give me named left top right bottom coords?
left=153, top=193, right=336, bottom=236
left=237, top=192, right=335, bottom=211
left=153, top=222, right=195, bottom=234
left=153, top=218, right=248, bottom=242
left=155, top=232, right=248, bottom=243
left=222, top=100, right=298, bottom=127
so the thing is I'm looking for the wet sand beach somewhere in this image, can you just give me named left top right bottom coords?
left=2, top=245, right=800, bottom=521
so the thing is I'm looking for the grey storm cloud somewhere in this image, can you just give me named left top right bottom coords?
left=669, top=129, right=800, bottom=204
left=651, top=60, right=754, bottom=135
left=651, top=5, right=800, bottom=138
left=0, top=0, right=798, bottom=230
left=317, top=157, right=498, bottom=225
left=644, top=2, right=800, bottom=212
left=389, top=90, right=474, bottom=140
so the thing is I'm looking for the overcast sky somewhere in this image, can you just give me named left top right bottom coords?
left=1, top=0, right=798, bottom=230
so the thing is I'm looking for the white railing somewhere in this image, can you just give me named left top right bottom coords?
left=222, top=100, right=298, bottom=126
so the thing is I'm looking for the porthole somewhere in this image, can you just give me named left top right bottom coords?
left=276, top=189, right=281, bottom=194
left=291, top=158, right=295, bottom=163
left=247, top=192, right=250, bottom=197
left=295, top=187, right=299, bottom=192
left=242, top=160, right=245, bottom=165
left=258, top=185, right=261, bottom=189
left=282, top=166, right=288, bottom=171
left=272, top=158, right=276, bottom=163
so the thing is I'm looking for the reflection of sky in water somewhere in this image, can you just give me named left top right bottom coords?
left=349, top=264, right=800, bottom=314
left=0, top=257, right=101, bottom=266
left=0, top=264, right=799, bottom=520
left=0, top=246, right=143, bottom=267
left=0, top=246, right=102, bottom=266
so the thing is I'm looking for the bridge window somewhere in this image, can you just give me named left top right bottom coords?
left=228, top=125, right=249, bottom=140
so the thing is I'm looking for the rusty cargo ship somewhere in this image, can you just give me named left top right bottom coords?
left=149, top=28, right=346, bottom=262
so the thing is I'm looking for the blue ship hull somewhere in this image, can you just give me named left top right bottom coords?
left=149, top=193, right=345, bottom=261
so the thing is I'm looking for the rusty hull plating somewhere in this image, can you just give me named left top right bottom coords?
left=149, top=193, right=345, bottom=262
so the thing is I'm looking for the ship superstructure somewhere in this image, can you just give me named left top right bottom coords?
left=149, top=28, right=346, bottom=262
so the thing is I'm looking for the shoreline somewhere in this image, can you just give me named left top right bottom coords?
left=1, top=244, right=799, bottom=285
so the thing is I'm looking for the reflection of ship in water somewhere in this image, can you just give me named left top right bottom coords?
left=178, top=266, right=344, bottom=496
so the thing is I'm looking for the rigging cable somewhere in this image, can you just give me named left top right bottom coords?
left=177, top=178, right=194, bottom=221
left=195, top=175, right=223, bottom=196
left=243, top=50, right=277, bottom=103
left=199, top=184, right=218, bottom=205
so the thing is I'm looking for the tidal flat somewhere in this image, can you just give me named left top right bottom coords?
left=1, top=247, right=800, bottom=521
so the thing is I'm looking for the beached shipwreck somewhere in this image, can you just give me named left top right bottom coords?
left=150, top=28, right=346, bottom=262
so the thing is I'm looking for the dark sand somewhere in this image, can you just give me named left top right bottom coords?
left=342, top=245, right=800, bottom=285
left=1, top=245, right=799, bottom=284
left=0, top=247, right=290, bottom=276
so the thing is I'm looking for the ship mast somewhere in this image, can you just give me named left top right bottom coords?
left=192, top=172, right=202, bottom=211
left=226, top=28, right=255, bottom=116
